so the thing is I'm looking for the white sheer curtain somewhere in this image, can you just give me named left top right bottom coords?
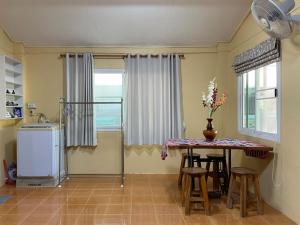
left=124, top=54, right=184, bottom=145
left=64, top=53, right=97, bottom=147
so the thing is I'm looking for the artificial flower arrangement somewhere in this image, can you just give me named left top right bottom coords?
left=202, top=78, right=227, bottom=118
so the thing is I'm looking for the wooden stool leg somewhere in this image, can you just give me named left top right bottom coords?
left=181, top=173, right=188, bottom=206
left=226, top=174, right=235, bottom=209
left=212, top=161, right=220, bottom=192
left=240, top=175, right=247, bottom=217
left=178, top=155, right=186, bottom=186
left=200, top=175, right=210, bottom=215
left=197, top=158, right=202, bottom=168
left=254, top=175, right=264, bottom=215
left=185, top=175, right=192, bottom=215
left=205, top=161, right=210, bottom=181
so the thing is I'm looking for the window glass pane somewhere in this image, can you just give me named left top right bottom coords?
left=94, top=103, right=121, bottom=128
left=239, top=62, right=279, bottom=139
left=94, top=72, right=122, bottom=129
left=257, top=63, right=277, bottom=90
left=256, top=98, right=277, bottom=134
left=247, top=70, right=256, bottom=129
left=242, top=73, right=247, bottom=128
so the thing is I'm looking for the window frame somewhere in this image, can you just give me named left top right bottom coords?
left=237, top=62, right=281, bottom=142
left=94, top=68, right=124, bottom=131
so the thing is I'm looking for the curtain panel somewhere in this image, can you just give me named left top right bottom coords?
left=124, top=54, right=184, bottom=145
left=64, top=53, right=97, bottom=147
left=233, top=38, right=281, bottom=74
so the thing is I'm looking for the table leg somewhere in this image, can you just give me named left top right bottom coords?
left=190, top=148, right=194, bottom=167
left=228, top=149, right=232, bottom=180
left=187, top=148, right=191, bottom=167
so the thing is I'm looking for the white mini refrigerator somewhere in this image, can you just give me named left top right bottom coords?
left=17, top=124, right=64, bottom=186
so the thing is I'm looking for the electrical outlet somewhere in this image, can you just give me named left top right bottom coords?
left=27, top=103, right=37, bottom=109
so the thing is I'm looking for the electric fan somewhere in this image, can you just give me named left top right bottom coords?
left=251, top=0, right=300, bottom=38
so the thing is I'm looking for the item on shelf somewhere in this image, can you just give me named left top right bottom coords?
left=12, top=90, right=15, bottom=95
left=5, top=112, right=11, bottom=118
left=6, top=101, right=15, bottom=106
left=14, top=107, right=22, bottom=118
left=6, top=89, right=10, bottom=94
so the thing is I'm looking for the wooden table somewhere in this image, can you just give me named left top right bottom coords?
left=164, top=138, right=273, bottom=176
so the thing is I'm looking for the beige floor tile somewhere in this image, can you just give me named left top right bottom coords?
left=92, top=189, right=113, bottom=196
left=132, top=204, right=155, bottom=214
left=183, top=214, right=213, bottom=225
left=20, top=213, right=53, bottom=225
left=101, top=215, right=130, bottom=225
left=31, top=204, right=62, bottom=215
left=66, top=197, right=89, bottom=204
left=83, top=204, right=107, bottom=214
left=75, top=214, right=102, bottom=225
left=87, top=196, right=111, bottom=204
left=131, top=214, right=157, bottom=225
left=7, top=203, right=38, bottom=215
left=156, top=214, right=186, bottom=225
left=70, top=190, right=92, bottom=197
left=209, top=214, right=243, bottom=225
left=154, top=204, right=182, bottom=214
left=262, top=214, right=297, bottom=225
left=0, top=204, right=16, bottom=214
left=104, top=204, right=131, bottom=214
left=110, top=195, right=131, bottom=204
left=132, top=196, right=153, bottom=204
left=240, top=216, right=270, bottom=225
left=47, top=214, right=80, bottom=225
left=0, top=214, right=27, bottom=225
left=0, top=175, right=296, bottom=225
left=58, top=204, right=85, bottom=214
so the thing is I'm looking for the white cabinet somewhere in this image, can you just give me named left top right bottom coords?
left=0, top=55, right=23, bottom=120
left=17, top=124, right=62, bottom=178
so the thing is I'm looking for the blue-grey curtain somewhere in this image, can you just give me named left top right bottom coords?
left=124, top=54, right=184, bottom=145
left=64, top=53, right=97, bottom=147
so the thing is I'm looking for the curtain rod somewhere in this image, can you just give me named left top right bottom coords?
left=59, top=53, right=185, bottom=59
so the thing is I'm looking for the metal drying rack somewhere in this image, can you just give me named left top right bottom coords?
left=58, top=98, right=125, bottom=188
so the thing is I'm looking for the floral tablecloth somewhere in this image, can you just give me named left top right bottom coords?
left=161, top=138, right=272, bottom=160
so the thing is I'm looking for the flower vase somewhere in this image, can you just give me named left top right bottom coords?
left=203, top=118, right=217, bottom=141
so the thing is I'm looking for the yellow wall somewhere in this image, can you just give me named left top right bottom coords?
left=224, top=8, right=300, bottom=224
left=0, top=28, right=22, bottom=186
left=23, top=46, right=227, bottom=174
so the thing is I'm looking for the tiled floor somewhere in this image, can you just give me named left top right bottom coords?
left=0, top=175, right=296, bottom=225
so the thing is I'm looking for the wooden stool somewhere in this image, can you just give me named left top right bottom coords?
left=178, top=153, right=202, bottom=186
left=205, top=154, right=229, bottom=195
left=226, top=167, right=263, bottom=217
left=181, top=167, right=210, bottom=215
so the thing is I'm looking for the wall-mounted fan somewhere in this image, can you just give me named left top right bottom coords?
left=251, top=0, right=300, bottom=39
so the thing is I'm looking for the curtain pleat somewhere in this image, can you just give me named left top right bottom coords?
left=124, top=54, right=184, bottom=145
left=65, top=53, right=97, bottom=147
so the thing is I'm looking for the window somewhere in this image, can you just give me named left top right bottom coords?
left=94, top=69, right=123, bottom=130
left=238, top=62, right=280, bottom=142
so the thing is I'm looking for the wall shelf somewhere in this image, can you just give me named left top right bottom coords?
left=0, top=55, right=24, bottom=120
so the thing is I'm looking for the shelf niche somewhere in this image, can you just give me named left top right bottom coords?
left=0, top=55, right=24, bottom=120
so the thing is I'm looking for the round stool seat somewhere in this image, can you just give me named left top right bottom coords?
left=206, top=154, right=225, bottom=159
left=231, top=167, right=258, bottom=175
left=182, top=153, right=200, bottom=158
left=182, top=167, right=207, bottom=175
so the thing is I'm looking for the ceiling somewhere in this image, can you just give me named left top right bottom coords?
left=0, top=0, right=251, bottom=47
